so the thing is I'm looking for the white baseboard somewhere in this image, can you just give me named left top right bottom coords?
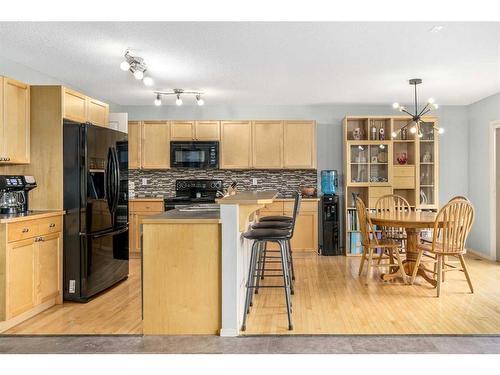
left=219, top=328, right=239, bottom=337
left=467, top=248, right=496, bottom=261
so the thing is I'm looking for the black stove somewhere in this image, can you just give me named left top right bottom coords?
left=164, top=179, right=224, bottom=211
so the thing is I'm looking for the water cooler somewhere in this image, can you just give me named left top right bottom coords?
left=320, top=170, right=341, bottom=256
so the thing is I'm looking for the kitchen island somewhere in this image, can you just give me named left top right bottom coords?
left=141, top=190, right=278, bottom=336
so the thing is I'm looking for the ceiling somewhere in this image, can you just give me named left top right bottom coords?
left=0, top=22, right=499, bottom=106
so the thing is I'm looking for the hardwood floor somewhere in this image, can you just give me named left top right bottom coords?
left=4, top=253, right=499, bottom=335
left=6, top=259, right=142, bottom=335
left=243, top=252, right=500, bottom=335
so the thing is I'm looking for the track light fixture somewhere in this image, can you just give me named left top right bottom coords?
left=120, top=49, right=154, bottom=87
left=391, top=79, right=444, bottom=138
left=153, top=89, right=205, bottom=106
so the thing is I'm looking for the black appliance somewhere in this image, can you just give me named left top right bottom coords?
left=170, top=141, right=218, bottom=168
left=63, top=120, right=129, bottom=302
left=320, top=195, right=341, bottom=256
left=0, top=175, right=37, bottom=214
left=164, top=179, right=224, bottom=210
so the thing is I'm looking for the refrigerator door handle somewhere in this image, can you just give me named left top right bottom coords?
left=105, top=147, right=114, bottom=214
left=111, top=147, right=120, bottom=214
left=80, top=226, right=128, bottom=239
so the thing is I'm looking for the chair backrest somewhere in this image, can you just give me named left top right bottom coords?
left=432, top=199, right=475, bottom=254
left=290, top=192, right=302, bottom=236
left=355, top=197, right=377, bottom=246
left=448, top=196, right=470, bottom=203
left=374, top=194, right=411, bottom=213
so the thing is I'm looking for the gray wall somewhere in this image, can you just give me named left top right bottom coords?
left=467, top=92, right=500, bottom=257
left=0, top=55, right=122, bottom=112
left=124, top=104, right=470, bottom=205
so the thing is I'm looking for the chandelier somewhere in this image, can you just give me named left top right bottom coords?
left=154, top=89, right=205, bottom=106
left=391, top=79, right=444, bottom=138
left=120, top=49, right=154, bottom=87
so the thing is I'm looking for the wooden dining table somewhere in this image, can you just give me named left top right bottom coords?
left=369, top=210, right=441, bottom=286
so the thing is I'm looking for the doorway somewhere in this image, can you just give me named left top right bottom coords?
left=496, top=126, right=500, bottom=262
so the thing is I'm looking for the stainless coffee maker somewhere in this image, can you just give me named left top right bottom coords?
left=0, top=175, right=37, bottom=214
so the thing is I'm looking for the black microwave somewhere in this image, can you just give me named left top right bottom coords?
left=170, top=141, right=219, bottom=168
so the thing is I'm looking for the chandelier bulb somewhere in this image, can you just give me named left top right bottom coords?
left=418, top=132, right=423, bottom=138
left=133, top=70, right=144, bottom=80
left=410, top=126, right=417, bottom=134
left=176, top=94, right=183, bottom=106
left=432, top=103, right=439, bottom=109
left=391, top=131, right=398, bottom=138
left=427, top=97, right=435, bottom=104
left=120, top=60, right=130, bottom=71
left=154, top=94, right=162, bottom=106
left=398, top=106, right=405, bottom=112
left=392, top=102, right=400, bottom=109
left=143, top=76, right=154, bottom=86
left=438, top=127, right=445, bottom=134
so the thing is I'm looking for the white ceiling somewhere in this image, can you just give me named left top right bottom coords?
left=0, top=22, right=499, bottom=106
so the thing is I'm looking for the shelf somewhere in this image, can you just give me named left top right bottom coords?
left=392, top=140, right=415, bottom=143
left=420, top=140, right=435, bottom=142
left=351, top=162, right=369, bottom=165
left=370, top=162, right=388, bottom=165
left=420, top=184, right=434, bottom=187
left=420, top=162, right=434, bottom=165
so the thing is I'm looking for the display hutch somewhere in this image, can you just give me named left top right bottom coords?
left=343, top=116, right=439, bottom=255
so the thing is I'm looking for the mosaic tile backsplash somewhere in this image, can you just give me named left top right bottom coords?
left=129, top=169, right=318, bottom=198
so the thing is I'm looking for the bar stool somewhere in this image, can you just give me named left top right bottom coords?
left=241, top=227, right=293, bottom=331
left=253, top=193, right=302, bottom=284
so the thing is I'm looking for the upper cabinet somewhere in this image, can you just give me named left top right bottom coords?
left=0, top=76, right=30, bottom=164
left=220, top=121, right=252, bottom=169
left=283, top=121, right=316, bottom=169
left=141, top=121, right=170, bottom=169
left=170, top=120, right=220, bottom=141
left=128, top=121, right=142, bottom=170
left=252, top=121, right=283, bottom=169
left=62, top=87, right=109, bottom=127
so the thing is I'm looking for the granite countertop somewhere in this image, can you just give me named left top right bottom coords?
left=142, top=206, right=221, bottom=224
left=0, top=210, right=64, bottom=223
left=216, top=190, right=278, bottom=205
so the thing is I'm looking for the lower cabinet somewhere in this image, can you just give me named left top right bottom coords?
left=1, top=215, right=63, bottom=327
left=257, top=200, right=319, bottom=252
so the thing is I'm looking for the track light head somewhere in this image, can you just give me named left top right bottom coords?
left=175, top=94, right=183, bottom=106
left=154, top=94, right=161, bottom=106
left=196, top=95, right=204, bottom=106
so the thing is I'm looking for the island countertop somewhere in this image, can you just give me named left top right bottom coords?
left=142, top=207, right=221, bottom=224
left=216, top=190, right=278, bottom=205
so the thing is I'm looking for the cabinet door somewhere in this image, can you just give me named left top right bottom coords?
left=2, top=77, right=30, bottom=163
left=36, top=233, right=61, bottom=304
left=170, top=121, right=194, bottom=141
left=6, top=238, right=35, bottom=319
left=283, top=121, right=316, bottom=169
left=220, top=121, right=252, bottom=169
left=63, top=88, right=87, bottom=123
left=195, top=121, right=220, bottom=140
left=128, top=121, right=142, bottom=169
left=129, top=213, right=136, bottom=253
left=134, top=211, right=163, bottom=254
left=252, top=121, right=283, bottom=169
left=87, top=98, right=109, bottom=127
left=142, top=121, right=170, bottom=169
left=285, top=211, right=318, bottom=252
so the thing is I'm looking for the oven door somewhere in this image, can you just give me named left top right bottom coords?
left=170, top=141, right=218, bottom=168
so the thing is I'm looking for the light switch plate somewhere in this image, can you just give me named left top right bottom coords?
left=141, top=178, right=148, bottom=186
left=252, top=178, right=258, bottom=185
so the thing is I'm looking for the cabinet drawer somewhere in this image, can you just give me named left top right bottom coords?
left=284, top=200, right=318, bottom=213
left=130, top=201, right=164, bottom=212
left=38, top=216, right=63, bottom=236
left=261, top=201, right=284, bottom=212
left=368, top=186, right=392, bottom=198
left=393, top=176, right=415, bottom=189
left=393, top=165, right=415, bottom=177
left=8, top=220, right=40, bottom=242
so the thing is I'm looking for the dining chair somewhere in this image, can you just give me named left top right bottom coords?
left=355, top=197, right=407, bottom=284
left=410, top=199, right=475, bottom=297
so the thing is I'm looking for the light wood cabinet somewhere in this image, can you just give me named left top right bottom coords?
left=87, top=98, right=109, bottom=127
left=63, top=88, right=87, bottom=123
left=1, top=213, right=63, bottom=328
left=170, top=121, right=195, bottom=140
left=220, top=121, right=252, bottom=169
left=128, top=121, right=142, bottom=169
left=6, top=238, right=36, bottom=319
left=141, top=121, right=170, bottom=169
left=252, top=121, right=283, bottom=169
left=258, top=199, right=319, bottom=252
left=62, top=87, right=109, bottom=127
left=283, top=121, right=316, bottom=169
left=129, top=200, right=164, bottom=256
left=0, top=76, right=30, bottom=164
left=35, top=233, right=61, bottom=304
left=195, top=121, right=220, bottom=140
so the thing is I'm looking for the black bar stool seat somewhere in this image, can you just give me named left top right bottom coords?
left=259, top=215, right=293, bottom=222
left=252, top=221, right=292, bottom=229
left=242, top=228, right=290, bottom=240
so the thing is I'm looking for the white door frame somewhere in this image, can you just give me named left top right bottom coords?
left=489, top=120, right=500, bottom=260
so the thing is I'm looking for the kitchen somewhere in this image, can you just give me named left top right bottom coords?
left=0, top=21, right=499, bottom=350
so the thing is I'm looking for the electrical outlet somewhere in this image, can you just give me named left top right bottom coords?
left=252, top=178, right=258, bottom=186
left=141, top=178, right=148, bottom=186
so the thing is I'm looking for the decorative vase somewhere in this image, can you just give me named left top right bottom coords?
left=396, top=152, right=408, bottom=165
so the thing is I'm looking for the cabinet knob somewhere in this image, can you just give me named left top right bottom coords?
left=22, top=228, right=29, bottom=233
left=49, top=223, right=56, bottom=228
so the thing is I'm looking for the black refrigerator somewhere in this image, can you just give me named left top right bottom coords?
left=63, top=120, right=129, bottom=302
